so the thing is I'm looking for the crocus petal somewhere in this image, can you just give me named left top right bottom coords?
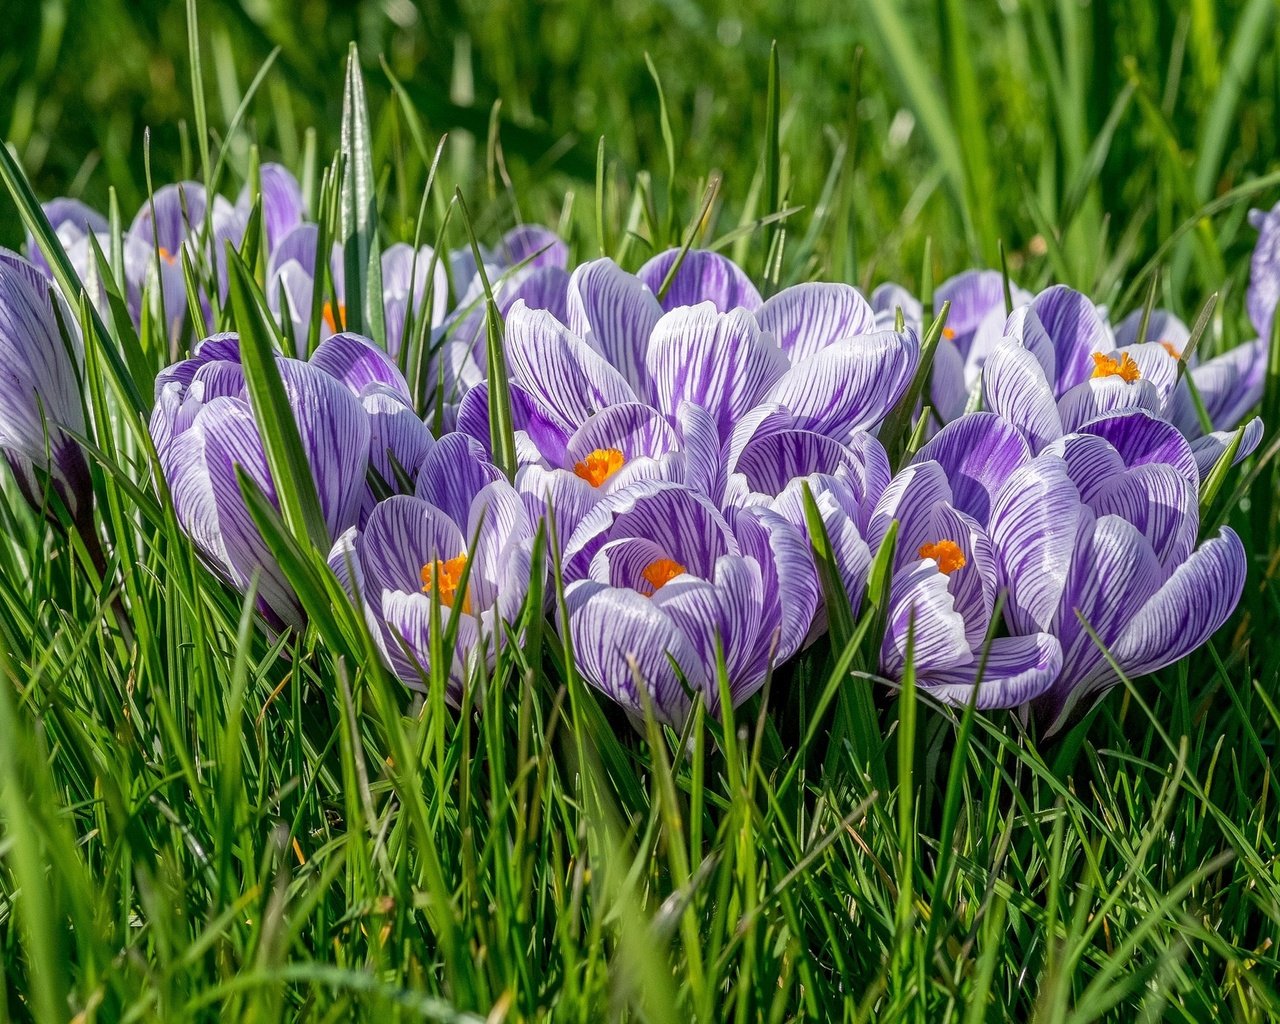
left=565, top=258, right=663, bottom=394
left=1180, top=339, right=1268, bottom=432
left=564, top=401, right=679, bottom=465
left=1028, top=285, right=1115, bottom=392
left=1056, top=376, right=1163, bottom=434
left=361, top=386, right=434, bottom=499
left=359, top=493, right=467, bottom=596
left=1247, top=202, right=1280, bottom=340
left=732, top=429, right=863, bottom=500
left=981, top=339, right=1063, bottom=452
left=756, top=282, right=878, bottom=364
left=414, top=432, right=504, bottom=531
left=310, top=332, right=412, bottom=400
left=882, top=560, right=971, bottom=676
left=1112, top=308, right=1189, bottom=352
left=1086, top=462, right=1197, bottom=570
left=912, top=412, right=1031, bottom=525
left=733, top=505, right=820, bottom=664
left=761, top=329, right=918, bottom=441
left=929, top=337, right=971, bottom=424
left=496, top=225, right=568, bottom=270
left=637, top=248, right=763, bottom=313
left=870, top=282, right=922, bottom=331
left=242, top=163, right=305, bottom=251
left=1188, top=419, right=1265, bottom=479
left=131, top=181, right=208, bottom=252
left=1071, top=411, right=1200, bottom=487
left=935, top=270, right=1029, bottom=351
left=646, top=303, right=787, bottom=439
left=921, top=633, right=1062, bottom=709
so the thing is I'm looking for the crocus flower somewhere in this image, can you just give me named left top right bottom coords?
left=328, top=433, right=535, bottom=699
left=987, top=410, right=1247, bottom=732
left=151, top=331, right=432, bottom=629
left=983, top=286, right=1263, bottom=477
left=25, top=198, right=108, bottom=278
left=460, top=259, right=917, bottom=530
left=1247, top=200, right=1280, bottom=342
left=382, top=242, right=450, bottom=360
left=238, top=163, right=306, bottom=252
left=266, top=223, right=346, bottom=350
left=560, top=479, right=818, bottom=723
left=0, top=250, right=92, bottom=524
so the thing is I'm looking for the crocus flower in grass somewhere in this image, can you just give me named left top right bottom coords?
left=0, top=250, right=92, bottom=524
left=151, top=331, right=433, bottom=629
left=329, top=434, right=535, bottom=699
left=983, top=286, right=1263, bottom=477
left=25, top=198, right=108, bottom=279
left=459, top=258, right=917, bottom=531
left=988, top=410, right=1247, bottom=732
left=238, top=163, right=306, bottom=252
left=1247, top=199, right=1280, bottom=342
left=560, top=479, right=818, bottom=724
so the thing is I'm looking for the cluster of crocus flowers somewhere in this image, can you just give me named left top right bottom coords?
left=14, top=168, right=1266, bottom=737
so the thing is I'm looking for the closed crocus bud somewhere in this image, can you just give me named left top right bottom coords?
left=0, top=249, right=92, bottom=525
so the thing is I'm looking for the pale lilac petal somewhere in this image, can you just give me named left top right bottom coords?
left=566, top=258, right=663, bottom=393
left=733, top=429, right=863, bottom=499
left=757, top=282, right=877, bottom=364
left=929, top=337, right=971, bottom=424
left=981, top=339, right=1063, bottom=452
left=646, top=303, right=787, bottom=439
left=496, top=225, right=568, bottom=270
left=1188, top=419, right=1265, bottom=478
left=637, top=248, right=762, bottom=313
left=361, top=386, right=434, bottom=501
left=1113, top=308, right=1189, bottom=352
left=882, top=560, right=971, bottom=676
left=732, top=505, right=820, bottom=663
left=516, top=464, right=600, bottom=541
left=564, top=402, right=679, bottom=465
left=934, top=270, right=1028, bottom=352
left=250, top=163, right=305, bottom=251
left=1247, top=201, right=1280, bottom=340
left=359, top=493, right=466, bottom=596
left=1057, top=377, right=1163, bottom=434
left=1181, top=339, right=1268, bottom=432
left=130, top=181, right=208, bottom=252
left=1086, top=463, right=1197, bottom=570
left=870, top=282, right=921, bottom=330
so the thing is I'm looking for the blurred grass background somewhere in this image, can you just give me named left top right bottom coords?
left=4, top=0, right=1279, bottom=313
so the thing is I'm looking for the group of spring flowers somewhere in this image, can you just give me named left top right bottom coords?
left=4, top=164, right=1277, bottom=736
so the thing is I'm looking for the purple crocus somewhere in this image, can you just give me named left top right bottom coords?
left=560, top=479, right=818, bottom=724
left=0, top=250, right=92, bottom=524
left=988, top=410, right=1247, bottom=732
left=329, top=433, right=535, bottom=699
left=382, top=242, right=450, bottom=360
left=238, top=163, right=306, bottom=252
left=25, top=198, right=108, bottom=279
left=460, top=258, right=917, bottom=530
left=1247, top=200, right=1280, bottom=342
left=983, top=286, right=1263, bottom=477
left=151, top=331, right=432, bottom=629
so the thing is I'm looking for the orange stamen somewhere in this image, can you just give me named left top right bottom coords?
left=640, top=558, right=687, bottom=595
left=918, top=539, right=966, bottom=575
left=573, top=447, right=626, bottom=488
left=421, top=554, right=471, bottom=613
left=942, top=326, right=956, bottom=340
left=158, top=246, right=177, bottom=265
left=1159, top=340, right=1182, bottom=359
left=1091, top=351, right=1142, bottom=383
left=323, top=300, right=346, bottom=333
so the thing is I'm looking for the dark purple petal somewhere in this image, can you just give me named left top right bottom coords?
left=637, top=248, right=763, bottom=313
left=912, top=412, right=1032, bottom=525
left=757, top=282, right=877, bottom=364
left=1071, top=411, right=1199, bottom=486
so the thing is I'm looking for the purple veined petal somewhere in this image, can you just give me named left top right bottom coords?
left=647, top=303, right=787, bottom=439
left=497, top=265, right=571, bottom=325
left=168, top=397, right=303, bottom=630
left=674, top=401, right=724, bottom=502
left=725, top=402, right=798, bottom=475
left=912, top=412, right=1032, bottom=525
left=867, top=460, right=954, bottom=556
left=277, top=360, right=371, bottom=538
left=848, top=432, right=892, bottom=520
left=1002, top=306, right=1057, bottom=382
left=130, top=181, right=208, bottom=252
left=504, top=301, right=637, bottom=435
left=267, top=223, right=345, bottom=300
left=651, top=556, right=766, bottom=703
left=1107, top=527, right=1245, bottom=678
left=761, top=328, right=919, bottom=441
left=881, top=560, right=972, bottom=677
left=240, top=163, right=305, bottom=252
left=566, top=579, right=708, bottom=723
left=358, top=493, right=467, bottom=596
left=153, top=331, right=242, bottom=394
left=637, top=248, right=763, bottom=313
left=495, top=225, right=568, bottom=271
left=988, top=456, right=1086, bottom=635
left=963, top=304, right=1020, bottom=382
left=360, top=385, right=434, bottom=511
left=1041, top=512, right=1166, bottom=723
left=310, top=332, right=412, bottom=400
left=732, top=428, right=863, bottom=500
left=730, top=504, right=821, bottom=664
left=929, top=335, right=971, bottom=425
left=1086, top=462, right=1197, bottom=570
left=1039, top=432, right=1126, bottom=506
left=562, top=479, right=738, bottom=585
left=1188, top=418, right=1265, bottom=479
left=588, top=535, right=673, bottom=589
left=757, top=282, right=878, bottom=365
left=467, top=478, right=532, bottom=605
left=929, top=502, right=997, bottom=651
left=564, top=402, right=680, bottom=467
left=934, top=270, right=1030, bottom=354
left=1029, top=285, right=1116, bottom=392
left=1057, top=377, right=1163, bottom=434
left=266, top=259, right=323, bottom=352
left=566, top=258, right=664, bottom=394
left=1072, top=410, right=1200, bottom=486
left=516, top=464, right=600, bottom=542
left=920, top=633, right=1062, bottom=709
left=414, top=432, right=504, bottom=530
left=1247, top=201, right=1280, bottom=340
left=870, top=282, right=922, bottom=331
left=1115, top=342, right=1179, bottom=404
left=1181, top=338, right=1269, bottom=432
left=378, top=588, right=488, bottom=697
left=981, top=338, right=1064, bottom=453
left=1113, top=308, right=1190, bottom=353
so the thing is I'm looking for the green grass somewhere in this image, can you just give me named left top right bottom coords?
left=1, top=1, right=1279, bottom=1020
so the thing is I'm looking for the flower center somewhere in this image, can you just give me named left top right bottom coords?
left=1091, top=351, right=1141, bottom=383
left=573, top=447, right=626, bottom=488
left=1160, top=340, right=1182, bottom=359
left=158, top=246, right=177, bottom=265
left=942, top=326, right=956, bottom=340
left=323, top=300, right=346, bottom=333
left=420, top=553, right=471, bottom=613
left=918, top=539, right=966, bottom=575
left=640, top=558, right=687, bottom=595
